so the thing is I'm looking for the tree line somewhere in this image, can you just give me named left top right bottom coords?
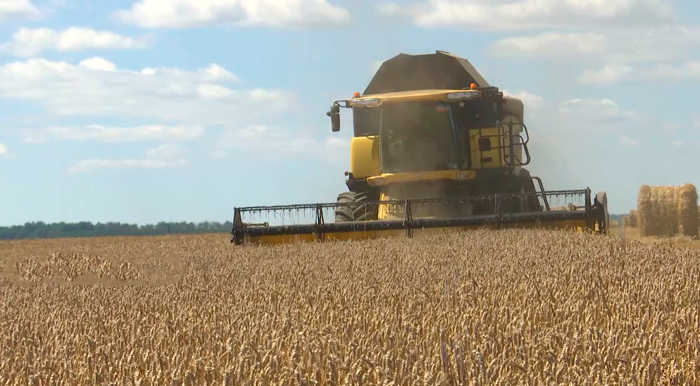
left=0, top=214, right=627, bottom=240
left=0, top=221, right=233, bottom=240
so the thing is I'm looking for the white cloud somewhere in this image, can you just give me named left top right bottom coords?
left=68, top=144, right=189, bottom=174
left=671, top=140, right=683, bottom=147
left=502, top=90, right=544, bottom=109
left=558, top=98, right=638, bottom=123
left=648, top=62, right=700, bottom=79
left=579, top=65, right=634, bottom=84
left=377, top=0, right=675, bottom=31
left=197, top=83, right=232, bottom=99
left=0, top=0, right=41, bottom=21
left=492, top=26, right=700, bottom=65
left=214, top=124, right=348, bottom=161
left=215, top=125, right=314, bottom=158
left=492, top=33, right=606, bottom=58
left=0, top=143, right=7, bottom=157
left=22, top=124, right=204, bottom=143
left=0, top=57, right=295, bottom=126
left=580, top=61, right=700, bottom=85
left=200, top=64, right=239, bottom=82
left=146, top=144, right=189, bottom=160
left=620, top=135, right=640, bottom=148
left=1, top=27, right=151, bottom=57
left=114, top=0, right=351, bottom=29
left=79, top=57, right=117, bottom=72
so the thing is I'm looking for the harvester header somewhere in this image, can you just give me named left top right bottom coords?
left=231, top=50, right=610, bottom=245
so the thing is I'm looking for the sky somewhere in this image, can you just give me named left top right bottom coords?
left=0, top=0, right=698, bottom=225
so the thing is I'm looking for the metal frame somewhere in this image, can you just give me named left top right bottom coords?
left=473, top=121, right=531, bottom=170
left=231, top=189, right=601, bottom=245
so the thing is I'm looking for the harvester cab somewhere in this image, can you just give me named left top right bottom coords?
left=231, top=51, right=610, bottom=245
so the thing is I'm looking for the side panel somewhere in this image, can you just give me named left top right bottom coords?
left=350, top=136, right=381, bottom=178
left=469, top=127, right=503, bottom=169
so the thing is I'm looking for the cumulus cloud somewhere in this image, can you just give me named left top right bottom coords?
left=213, top=124, right=348, bottom=161
left=0, top=0, right=41, bottom=21
left=22, top=124, right=204, bottom=143
left=648, top=62, right=700, bottom=79
left=0, top=57, right=295, bottom=126
left=492, top=33, right=606, bottom=58
left=490, top=25, right=700, bottom=84
left=377, top=0, right=675, bottom=31
left=1, top=27, right=151, bottom=57
left=579, top=61, right=700, bottom=85
left=68, top=144, right=189, bottom=174
left=0, top=143, right=8, bottom=158
left=579, top=65, right=634, bottom=84
left=494, top=26, right=700, bottom=65
left=114, top=0, right=351, bottom=29
left=502, top=90, right=544, bottom=109
left=619, top=135, right=640, bottom=148
left=79, top=57, right=118, bottom=72
left=558, top=98, right=638, bottom=123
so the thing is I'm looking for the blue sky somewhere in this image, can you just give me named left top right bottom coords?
left=0, top=0, right=698, bottom=225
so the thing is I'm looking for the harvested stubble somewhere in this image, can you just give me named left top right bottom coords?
left=1, top=230, right=700, bottom=385
left=638, top=184, right=699, bottom=238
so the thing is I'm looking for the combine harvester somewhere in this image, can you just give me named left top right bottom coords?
left=231, top=51, right=610, bottom=245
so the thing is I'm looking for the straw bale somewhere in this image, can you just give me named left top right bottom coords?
left=626, top=210, right=638, bottom=228
left=637, top=184, right=698, bottom=237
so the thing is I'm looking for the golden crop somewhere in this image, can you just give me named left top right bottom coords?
left=1, top=229, right=699, bottom=385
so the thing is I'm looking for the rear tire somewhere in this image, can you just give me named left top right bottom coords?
left=335, top=191, right=378, bottom=222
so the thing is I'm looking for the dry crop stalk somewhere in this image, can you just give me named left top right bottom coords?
left=638, top=184, right=699, bottom=238
left=2, top=230, right=700, bottom=384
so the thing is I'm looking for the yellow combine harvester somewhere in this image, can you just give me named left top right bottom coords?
left=231, top=51, right=610, bottom=245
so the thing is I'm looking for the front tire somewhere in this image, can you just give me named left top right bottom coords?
left=518, top=168, right=543, bottom=212
left=595, top=191, right=609, bottom=233
left=335, top=191, right=378, bottom=222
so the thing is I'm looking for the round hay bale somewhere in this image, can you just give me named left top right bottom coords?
left=637, top=184, right=699, bottom=237
left=628, top=210, right=638, bottom=227
left=679, top=184, right=699, bottom=237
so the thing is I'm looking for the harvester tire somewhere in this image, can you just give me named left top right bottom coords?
left=595, top=191, right=610, bottom=233
left=518, top=168, right=543, bottom=212
left=335, top=192, right=378, bottom=222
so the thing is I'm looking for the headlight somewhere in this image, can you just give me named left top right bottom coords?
left=352, top=98, right=381, bottom=107
left=446, top=92, right=478, bottom=101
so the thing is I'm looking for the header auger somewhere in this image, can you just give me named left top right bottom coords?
left=231, top=50, right=610, bottom=245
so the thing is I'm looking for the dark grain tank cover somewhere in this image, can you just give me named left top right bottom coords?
left=364, top=50, right=490, bottom=95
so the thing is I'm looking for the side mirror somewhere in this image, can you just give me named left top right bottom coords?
left=327, top=104, right=341, bottom=132
left=331, top=114, right=340, bottom=132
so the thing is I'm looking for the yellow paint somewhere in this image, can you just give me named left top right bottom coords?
left=238, top=219, right=592, bottom=246
left=351, top=89, right=480, bottom=106
left=377, top=191, right=392, bottom=220
left=367, top=169, right=476, bottom=187
left=349, top=136, right=380, bottom=178
left=470, top=127, right=503, bottom=169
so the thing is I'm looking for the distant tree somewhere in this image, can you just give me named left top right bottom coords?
left=0, top=220, right=233, bottom=240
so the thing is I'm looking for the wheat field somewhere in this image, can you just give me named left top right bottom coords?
left=1, top=230, right=699, bottom=385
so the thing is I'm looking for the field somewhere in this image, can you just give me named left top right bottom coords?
left=614, top=224, right=700, bottom=250
left=1, top=230, right=700, bottom=385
